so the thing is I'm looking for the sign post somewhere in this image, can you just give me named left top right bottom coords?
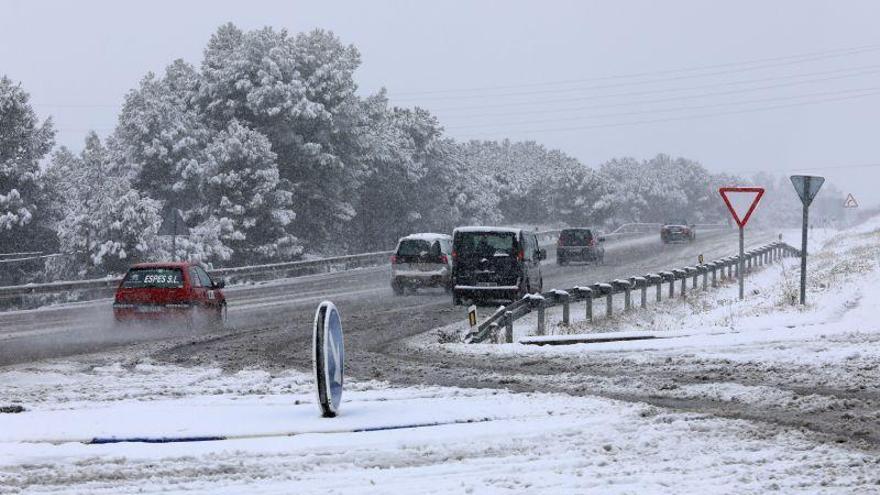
left=313, top=301, right=344, bottom=417
left=158, top=208, right=188, bottom=261
left=790, top=175, right=825, bottom=305
left=719, top=187, right=765, bottom=300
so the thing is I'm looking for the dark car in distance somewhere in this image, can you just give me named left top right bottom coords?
left=556, top=228, right=605, bottom=265
left=451, top=227, right=544, bottom=305
left=661, top=220, right=696, bottom=243
left=113, top=262, right=227, bottom=329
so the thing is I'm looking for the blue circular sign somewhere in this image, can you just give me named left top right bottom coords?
left=313, top=301, right=344, bottom=417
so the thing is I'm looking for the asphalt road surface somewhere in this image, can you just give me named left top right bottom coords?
left=8, top=229, right=877, bottom=452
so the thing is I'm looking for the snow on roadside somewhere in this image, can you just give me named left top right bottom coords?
left=415, top=219, right=880, bottom=416
left=430, top=220, right=877, bottom=358
left=1, top=360, right=879, bottom=493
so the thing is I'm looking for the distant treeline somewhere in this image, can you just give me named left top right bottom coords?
left=0, top=23, right=843, bottom=282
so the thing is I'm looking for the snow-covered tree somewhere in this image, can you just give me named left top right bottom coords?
left=114, top=59, right=209, bottom=213
left=49, top=133, right=161, bottom=277
left=348, top=94, right=464, bottom=250
left=597, top=155, right=728, bottom=225
left=0, top=76, right=57, bottom=256
left=459, top=139, right=586, bottom=225
left=198, top=121, right=299, bottom=263
left=198, top=25, right=365, bottom=249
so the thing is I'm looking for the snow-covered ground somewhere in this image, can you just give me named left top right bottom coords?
left=2, top=219, right=880, bottom=493
left=428, top=222, right=878, bottom=384
left=1, top=359, right=878, bottom=494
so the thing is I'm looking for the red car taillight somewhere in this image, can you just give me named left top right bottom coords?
left=390, top=255, right=398, bottom=264
left=517, top=249, right=525, bottom=261
left=439, top=254, right=449, bottom=264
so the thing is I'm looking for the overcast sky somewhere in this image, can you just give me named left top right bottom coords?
left=2, top=0, right=878, bottom=206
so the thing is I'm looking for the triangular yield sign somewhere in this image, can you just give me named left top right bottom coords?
left=843, top=193, right=859, bottom=208
left=719, top=187, right=764, bottom=228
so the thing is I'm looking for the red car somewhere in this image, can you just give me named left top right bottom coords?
left=113, top=262, right=227, bottom=329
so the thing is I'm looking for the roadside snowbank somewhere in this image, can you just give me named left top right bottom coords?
left=430, top=222, right=875, bottom=363
left=1, top=360, right=878, bottom=493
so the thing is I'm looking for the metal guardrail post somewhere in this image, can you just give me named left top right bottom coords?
left=489, top=321, right=500, bottom=343
left=647, top=274, right=661, bottom=302
left=701, top=265, right=708, bottom=290
left=710, top=262, right=718, bottom=288
left=535, top=299, right=546, bottom=336
left=552, top=290, right=571, bottom=326
left=606, top=290, right=613, bottom=318
left=505, top=311, right=514, bottom=343
left=632, top=277, right=647, bottom=308
left=660, top=271, right=674, bottom=298
left=594, top=283, right=613, bottom=318
left=562, top=296, right=569, bottom=326
left=688, top=267, right=698, bottom=291
left=573, top=286, right=594, bottom=322
left=673, top=269, right=687, bottom=298
left=612, top=280, right=632, bottom=311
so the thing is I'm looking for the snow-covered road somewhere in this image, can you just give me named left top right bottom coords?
left=2, top=223, right=879, bottom=492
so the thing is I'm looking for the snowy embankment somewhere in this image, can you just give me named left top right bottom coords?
left=2, top=220, right=880, bottom=492
left=1, top=359, right=878, bottom=493
left=428, top=221, right=877, bottom=374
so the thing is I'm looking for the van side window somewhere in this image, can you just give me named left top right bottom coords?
left=189, top=267, right=203, bottom=288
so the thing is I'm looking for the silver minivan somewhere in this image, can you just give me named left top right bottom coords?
left=390, top=233, right=453, bottom=295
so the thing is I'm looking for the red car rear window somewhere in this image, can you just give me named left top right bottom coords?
left=121, top=268, right=184, bottom=288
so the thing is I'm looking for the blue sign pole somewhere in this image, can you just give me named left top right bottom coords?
left=313, top=301, right=344, bottom=417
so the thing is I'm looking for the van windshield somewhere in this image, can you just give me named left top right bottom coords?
left=456, top=232, right=517, bottom=258
left=121, top=268, right=184, bottom=288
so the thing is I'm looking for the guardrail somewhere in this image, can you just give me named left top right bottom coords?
left=0, top=229, right=573, bottom=310
left=0, top=250, right=398, bottom=308
left=464, top=241, right=800, bottom=344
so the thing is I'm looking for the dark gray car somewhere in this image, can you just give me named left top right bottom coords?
left=556, top=228, right=605, bottom=265
left=451, top=227, right=545, bottom=305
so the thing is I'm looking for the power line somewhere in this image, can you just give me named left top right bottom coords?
left=446, top=86, right=880, bottom=130
left=457, top=90, right=880, bottom=138
left=390, top=43, right=880, bottom=97
left=730, top=162, right=880, bottom=176
left=33, top=47, right=880, bottom=110
left=427, top=64, right=880, bottom=113
left=398, top=59, right=880, bottom=102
